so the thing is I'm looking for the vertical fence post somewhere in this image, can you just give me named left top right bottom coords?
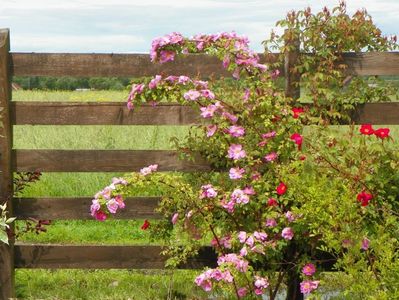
left=284, top=29, right=301, bottom=100
left=284, top=30, right=303, bottom=300
left=0, top=28, right=14, bottom=300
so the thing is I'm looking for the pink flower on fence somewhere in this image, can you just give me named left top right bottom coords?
left=237, top=287, right=247, bottom=298
left=264, top=152, right=278, bottom=162
left=361, top=237, right=370, bottom=250
left=222, top=111, right=238, bottom=124
left=200, top=89, right=215, bottom=99
left=227, top=144, right=246, bottom=160
left=148, top=75, right=162, bottom=89
left=211, top=235, right=232, bottom=249
left=281, top=227, right=294, bottom=240
left=200, top=184, right=218, bottom=199
left=254, top=276, right=269, bottom=295
left=261, top=131, right=276, bottom=139
left=229, top=167, right=245, bottom=180
left=178, top=75, right=191, bottom=84
left=266, top=218, right=277, bottom=227
left=217, top=253, right=248, bottom=273
left=106, top=199, right=119, bottom=214
left=302, top=263, right=316, bottom=276
left=228, top=125, right=245, bottom=137
left=231, top=189, right=249, bottom=204
left=206, top=124, right=218, bottom=137
left=171, top=213, right=179, bottom=225
left=200, top=104, right=219, bottom=118
left=300, top=280, right=319, bottom=294
left=285, top=211, right=295, bottom=222
left=183, top=90, right=201, bottom=101
left=243, top=186, right=255, bottom=195
left=140, top=164, right=158, bottom=176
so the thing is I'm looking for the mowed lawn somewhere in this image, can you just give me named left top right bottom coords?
left=12, top=90, right=207, bottom=300
left=11, top=88, right=399, bottom=299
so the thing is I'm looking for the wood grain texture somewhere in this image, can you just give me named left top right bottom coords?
left=10, top=52, right=399, bottom=77
left=343, top=52, right=399, bottom=76
left=10, top=52, right=280, bottom=77
left=13, top=197, right=161, bottom=220
left=11, top=102, right=200, bottom=125
left=14, top=244, right=217, bottom=269
left=351, top=102, right=399, bottom=125
left=0, top=28, right=15, bottom=300
left=12, top=101, right=399, bottom=126
left=284, top=31, right=301, bottom=100
left=13, top=149, right=210, bottom=172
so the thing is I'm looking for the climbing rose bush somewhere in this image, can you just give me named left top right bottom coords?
left=91, top=3, right=398, bottom=299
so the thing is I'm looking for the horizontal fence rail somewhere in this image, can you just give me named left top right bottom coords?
left=13, top=197, right=161, bottom=220
left=10, top=52, right=399, bottom=77
left=10, top=53, right=279, bottom=77
left=12, top=102, right=399, bottom=125
left=11, top=102, right=200, bottom=125
left=12, top=149, right=210, bottom=172
left=14, top=244, right=336, bottom=271
left=14, top=244, right=218, bottom=269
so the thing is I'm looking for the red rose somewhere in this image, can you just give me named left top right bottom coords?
left=357, top=191, right=373, bottom=206
left=276, top=182, right=287, bottom=196
left=374, top=128, right=390, bottom=139
left=267, top=197, right=278, bottom=207
left=290, top=133, right=303, bottom=150
left=292, top=107, right=305, bottom=119
left=359, top=124, right=374, bottom=135
left=141, top=219, right=150, bottom=230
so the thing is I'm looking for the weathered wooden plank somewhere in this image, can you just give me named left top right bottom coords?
left=11, top=102, right=200, bottom=125
left=12, top=101, right=399, bottom=126
left=351, top=102, right=399, bottom=125
left=0, top=28, right=15, bottom=300
left=10, top=52, right=399, bottom=77
left=14, top=244, right=217, bottom=269
left=284, top=30, right=301, bottom=100
left=10, top=52, right=280, bottom=77
left=13, top=150, right=210, bottom=172
left=343, top=52, right=399, bottom=76
left=13, top=197, right=161, bottom=220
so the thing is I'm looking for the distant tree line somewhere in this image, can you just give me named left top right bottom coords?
left=13, top=76, right=132, bottom=90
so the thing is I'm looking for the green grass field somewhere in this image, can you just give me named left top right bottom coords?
left=11, top=87, right=399, bottom=299
left=12, top=90, right=206, bottom=299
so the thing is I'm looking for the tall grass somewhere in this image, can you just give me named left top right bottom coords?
left=13, top=90, right=200, bottom=299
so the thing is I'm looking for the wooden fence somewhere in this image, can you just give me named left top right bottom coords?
left=1, top=28, right=399, bottom=299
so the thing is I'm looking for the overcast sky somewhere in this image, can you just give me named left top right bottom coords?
left=0, top=0, right=398, bottom=53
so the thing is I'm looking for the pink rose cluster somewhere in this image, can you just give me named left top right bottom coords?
left=90, top=177, right=128, bottom=221
left=217, top=253, right=249, bottom=273
left=149, top=31, right=267, bottom=78
left=150, top=32, right=184, bottom=63
left=211, top=235, right=232, bottom=249
left=237, top=231, right=269, bottom=255
left=139, top=164, right=158, bottom=176
left=127, top=74, right=215, bottom=110
left=200, top=184, right=218, bottom=199
left=221, top=187, right=253, bottom=213
left=253, top=276, right=269, bottom=295
left=195, top=268, right=233, bottom=292
left=300, top=263, right=319, bottom=294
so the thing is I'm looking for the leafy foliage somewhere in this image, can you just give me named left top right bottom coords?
left=89, top=2, right=398, bottom=299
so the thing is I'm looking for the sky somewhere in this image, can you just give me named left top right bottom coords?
left=0, top=0, right=398, bottom=53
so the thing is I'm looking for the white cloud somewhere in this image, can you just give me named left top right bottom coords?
left=11, top=34, right=146, bottom=53
left=0, top=0, right=397, bottom=53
